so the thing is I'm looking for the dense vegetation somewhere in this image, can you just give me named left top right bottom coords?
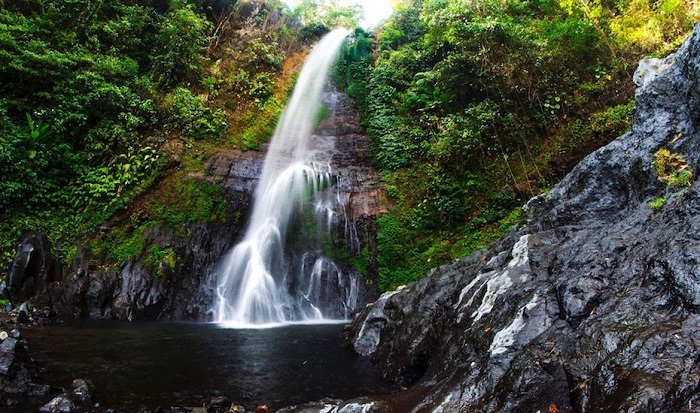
left=335, top=0, right=699, bottom=290
left=0, top=0, right=357, bottom=273
left=1, top=0, right=698, bottom=295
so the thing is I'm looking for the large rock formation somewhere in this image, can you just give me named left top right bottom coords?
left=6, top=232, right=60, bottom=309
left=51, top=199, right=249, bottom=321
left=0, top=323, right=52, bottom=410
left=347, top=24, right=700, bottom=412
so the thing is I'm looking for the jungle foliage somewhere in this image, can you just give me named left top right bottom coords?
left=0, top=0, right=346, bottom=272
left=1, top=0, right=698, bottom=293
left=334, top=0, right=699, bottom=290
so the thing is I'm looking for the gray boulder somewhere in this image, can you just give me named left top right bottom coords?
left=6, top=232, right=59, bottom=308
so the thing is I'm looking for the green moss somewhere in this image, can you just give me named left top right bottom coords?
left=96, top=225, right=148, bottom=263
left=648, top=196, right=667, bottom=212
left=351, top=246, right=371, bottom=277
left=673, top=170, right=694, bottom=187
left=148, top=178, right=226, bottom=229
left=286, top=208, right=372, bottom=278
left=376, top=213, right=439, bottom=290
left=146, top=245, right=179, bottom=279
left=288, top=210, right=318, bottom=249
left=559, top=120, right=594, bottom=153
left=239, top=98, right=283, bottom=150
left=376, top=205, right=523, bottom=292
left=497, top=208, right=523, bottom=234
left=590, top=101, right=634, bottom=135
left=314, top=103, right=331, bottom=128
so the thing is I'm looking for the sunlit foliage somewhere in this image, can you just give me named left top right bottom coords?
left=336, top=0, right=699, bottom=289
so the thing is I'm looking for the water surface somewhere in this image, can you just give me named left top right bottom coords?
left=23, top=321, right=388, bottom=411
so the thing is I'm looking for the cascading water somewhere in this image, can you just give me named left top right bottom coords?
left=214, top=28, right=360, bottom=327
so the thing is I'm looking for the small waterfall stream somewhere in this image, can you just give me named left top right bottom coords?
left=214, top=29, right=360, bottom=327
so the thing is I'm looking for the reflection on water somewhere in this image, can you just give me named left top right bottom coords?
left=23, top=321, right=388, bottom=411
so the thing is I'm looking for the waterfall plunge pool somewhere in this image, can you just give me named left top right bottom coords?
left=22, top=321, right=389, bottom=411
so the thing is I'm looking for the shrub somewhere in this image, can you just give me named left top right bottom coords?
left=147, top=246, right=179, bottom=279
left=239, top=98, right=283, bottom=150
left=590, top=101, right=634, bottom=136
left=151, top=4, right=212, bottom=87
left=163, top=87, right=227, bottom=143
left=72, top=146, right=162, bottom=212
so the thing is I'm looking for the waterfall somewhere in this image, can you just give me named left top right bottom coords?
left=214, top=29, right=359, bottom=327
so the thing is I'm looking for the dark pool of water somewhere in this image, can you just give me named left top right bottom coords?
left=22, top=321, right=389, bottom=411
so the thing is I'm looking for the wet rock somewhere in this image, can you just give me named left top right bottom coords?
left=348, top=24, right=700, bottom=412
left=55, top=247, right=119, bottom=319
left=112, top=261, right=167, bottom=321
left=0, top=313, right=50, bottom=407
left=27, top=383, right=52, bottom=397
left=17, top=301, right=31, bottom=324
left=633, top=56, right=674, bottom=87
left=205, top=395, right=232, bottom=412
left=274, top=398, right=386, bottom=413
left=40, top=394, right=74, bottom=412
left=71, top=378, right=94, bottom=403
left=351, top=289, right=402, bottom=356
left=7, top=231, right=59, bottom=307
left=0, top=337, right=18, bottom=375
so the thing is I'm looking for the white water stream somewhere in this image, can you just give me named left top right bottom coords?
left=214, top=29, right=358, bottom=327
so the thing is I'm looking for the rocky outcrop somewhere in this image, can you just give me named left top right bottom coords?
left=6, top=232, right=60, bottom=309
left=347, top=24, right=700, bottom=412
left=0, top=323, right=52, bottom=410
left=277, top=398, right=389, bottom=413
left=320, top=87, right=386, bottom=222
left=50, top=214, right=246, bottom=321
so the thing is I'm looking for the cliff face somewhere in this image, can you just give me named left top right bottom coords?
left=348, top=24, right=700, bottom=412
left=7, top=86, right=384, bottom=321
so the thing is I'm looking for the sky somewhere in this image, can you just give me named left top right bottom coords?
left=348, top=0, right=394, bottom=28
left=283, top=0, right=394, bottom=29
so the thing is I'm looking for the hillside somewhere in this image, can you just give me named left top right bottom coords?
left=1, top=0, right=699, bottom=316
left=342, top=22, right=700, bottom=412
left=334, top=0, right=699, bottom=291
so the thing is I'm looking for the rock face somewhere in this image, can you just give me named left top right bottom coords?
left=0, top=333, right=51, bottom=409
left=12, top=86, right=383, bottom=321
left=6, top=232, right=59, bottom=309
left=52, top=217, right=246, bottom=321
left=348, top=24, right=700, bottom=412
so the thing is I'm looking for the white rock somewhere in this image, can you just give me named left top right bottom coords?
left=633, top=56, right=674, bottom=87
